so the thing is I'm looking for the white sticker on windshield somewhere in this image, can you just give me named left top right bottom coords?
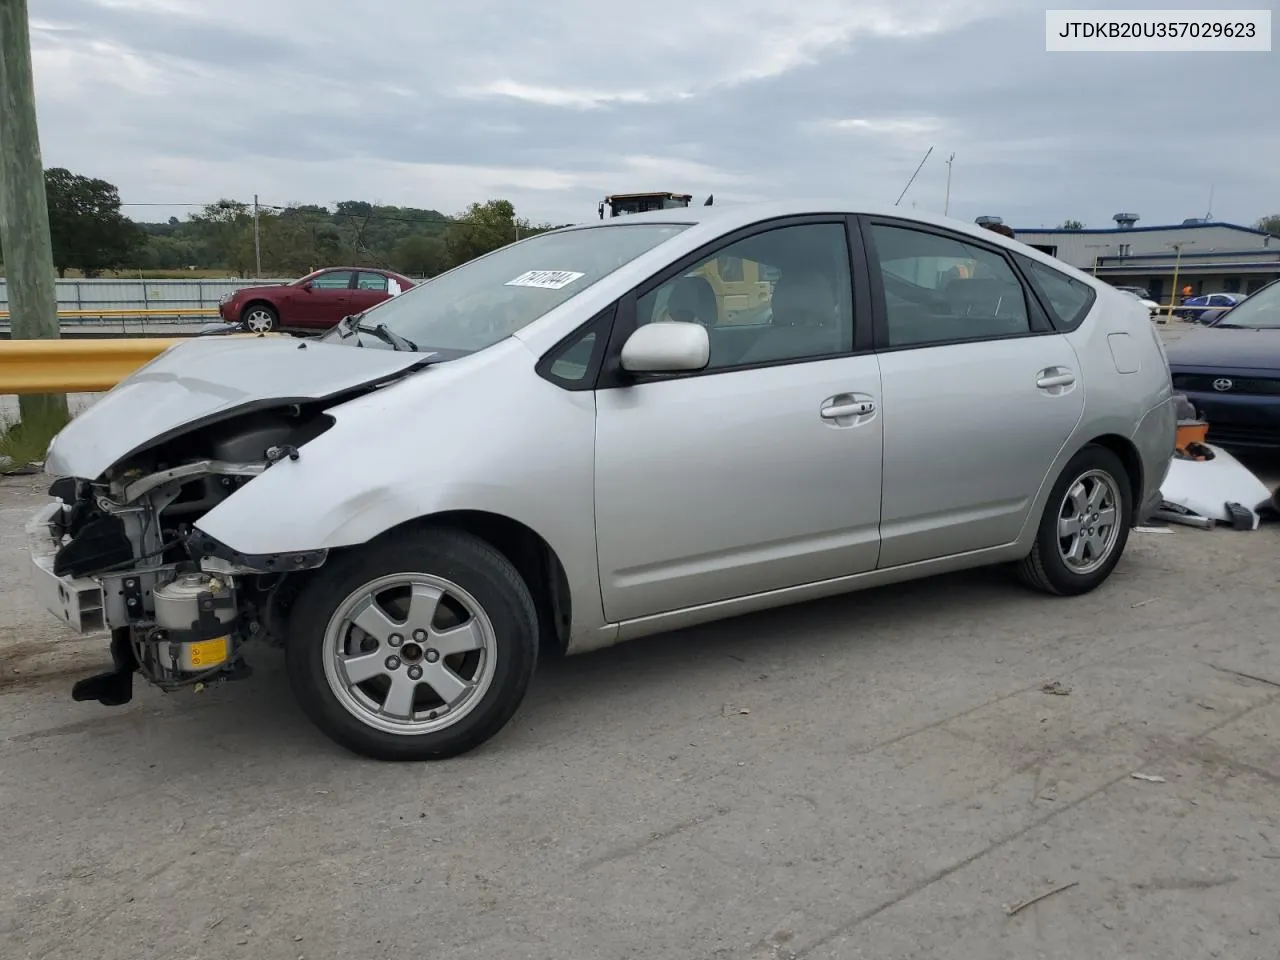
left=505, top=270, right=585, bottom=290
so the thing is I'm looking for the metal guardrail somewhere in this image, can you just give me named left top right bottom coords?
left=0, top=277, right=291, bottom=314
left=0, top=308, right=218, bottom=341
left=0, top=307, right=219, bottom=320
left=0, top=337, right=183, bottom=394
left=0, top=334, right=287, bottom=394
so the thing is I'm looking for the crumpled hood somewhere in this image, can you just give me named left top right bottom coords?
left=1165, top=327, right=1280, bottom=372
left=45, top=336, right=433, bottom=480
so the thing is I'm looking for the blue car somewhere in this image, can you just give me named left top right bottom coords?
left=1165, top=278, right=1280, bottom=449
left=1176, top=292, right=1243, bottom=322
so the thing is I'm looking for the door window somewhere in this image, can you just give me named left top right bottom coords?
left=870, top=224, right=1031, bottom=347
left=635, top=222, right=855, bottom=369
left=1019, top=256, right=1095, bottom=330
left=311, top=270, right=354, bottom=289
left=356, top=272, right=390, bottom=292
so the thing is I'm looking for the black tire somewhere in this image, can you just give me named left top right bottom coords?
left=285, top=527, right=538, bottom=761
left=240, top=302, right=278, bottom=333
left=1016, top=444, right=1133, bottom=597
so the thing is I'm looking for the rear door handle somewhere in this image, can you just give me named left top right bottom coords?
left=1036, top=371, right=1075, bottom=389
left=821, top=401, right=874, bottom=419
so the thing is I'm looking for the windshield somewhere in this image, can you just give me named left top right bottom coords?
left=331, top=223, right=689, bottom=354
left=1214, top=284, right=1278, bottom=329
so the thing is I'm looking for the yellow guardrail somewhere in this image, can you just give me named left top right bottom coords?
left=0, top=334, right=285, bottom=394
left=0, top=307, right=220, bottom=319
left=0, top=337, right=183, bottom=394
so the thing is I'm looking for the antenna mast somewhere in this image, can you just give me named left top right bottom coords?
left=943, top=152, right=955, bottom=215
left=895, top=146, right=934, bottom=207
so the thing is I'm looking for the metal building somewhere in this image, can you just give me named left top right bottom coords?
left=1010, top=214, right=1280, bottom=303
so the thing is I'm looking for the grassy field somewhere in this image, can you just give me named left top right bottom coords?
left=95, top=268, right=245, bottom=280
left=0, top=399, right=69, bottom=472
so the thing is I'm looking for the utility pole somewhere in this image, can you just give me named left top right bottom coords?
left=0, top=0, right=67, bottom=429
left=943, top=153, right=955, bottom=216
left=1166, top=241, right=1194, bottom=322
left=252, top=193, right=261, bottom=277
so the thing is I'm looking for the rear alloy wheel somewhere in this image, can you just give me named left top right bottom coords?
left=1017, top=445, right=1132, bottom=596
left=286, top=528, right=538, bottom=760
left=241, top=304, right=278, bottom=333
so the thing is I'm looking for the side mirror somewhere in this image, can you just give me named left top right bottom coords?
left=620, top=321, right=709, bottom=374
left=299, top=280, right=313, bottom=291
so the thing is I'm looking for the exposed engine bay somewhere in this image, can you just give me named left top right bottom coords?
left=32, top=405, right=336, bottom=705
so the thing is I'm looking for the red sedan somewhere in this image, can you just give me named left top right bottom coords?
left=218, top=267, right=416, bottom=333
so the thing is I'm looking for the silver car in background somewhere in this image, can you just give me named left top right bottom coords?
left=29, top=201, right=1176, bottom=760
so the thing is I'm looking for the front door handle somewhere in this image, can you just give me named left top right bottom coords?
left=1036, top=371, right=1076, bottom=389
left=821, top=400, right=874, bottom=419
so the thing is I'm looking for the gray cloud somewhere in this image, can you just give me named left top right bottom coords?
left=29, top=0, right=1278, bottom=229
left=37, top=0, right=320, bottom=68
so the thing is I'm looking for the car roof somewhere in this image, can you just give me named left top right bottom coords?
left=581, top=199, right=1021, bottom=244
left=554, top=199, right=1101, bottom=285
left=564, top=199, right=1010, bottom=237
left=316, top=266, right=404, bottom=275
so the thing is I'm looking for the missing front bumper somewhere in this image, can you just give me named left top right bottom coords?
left=26, top=501, right=106, bottom=634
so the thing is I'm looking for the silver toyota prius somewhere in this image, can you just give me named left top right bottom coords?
left=29, top=201, right=1176, bottom=760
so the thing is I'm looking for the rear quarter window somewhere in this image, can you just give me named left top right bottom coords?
left=1016, top=254, right=1096, bottom=331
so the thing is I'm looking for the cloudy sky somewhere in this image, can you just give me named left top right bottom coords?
left=29, top=0, right=1278, bottom=230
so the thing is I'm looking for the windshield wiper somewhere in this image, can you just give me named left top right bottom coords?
left=338, top=312, right=418, bottom=351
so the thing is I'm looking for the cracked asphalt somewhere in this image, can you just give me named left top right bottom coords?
left=3, top=321, right=1280, bottom=960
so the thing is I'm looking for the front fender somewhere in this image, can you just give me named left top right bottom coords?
left=193, top=340, right=605, bottom=633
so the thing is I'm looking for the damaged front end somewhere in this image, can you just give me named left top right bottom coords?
left=29, top=409, right=334, bottom=706
left=25, top=334, right=437, bottom=706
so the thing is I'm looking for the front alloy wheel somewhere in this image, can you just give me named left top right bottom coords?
left=286, top=528, right=539, bottom=760
left=323, top=574, right=498, bottom=735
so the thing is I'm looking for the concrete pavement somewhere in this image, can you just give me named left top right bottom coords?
left=2, top=468, right=1280, bottom=959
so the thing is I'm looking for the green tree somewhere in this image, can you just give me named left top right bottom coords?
left=124, top=197, right=548, bottom=276
left=1256, top=213, right=1280, bottom=236
left=1059, top=219, right=1084, bottom=230
left=44, top=167, right=142, bottom=277
left=257, top=207, right=331, bottom=275
left=391, top=234, right=450, bottom=277
left=190, top=200, right=256, bottom=276
left=138, top=234, right=200, bottom=270
left=444, top=199, right=549, bottom=268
